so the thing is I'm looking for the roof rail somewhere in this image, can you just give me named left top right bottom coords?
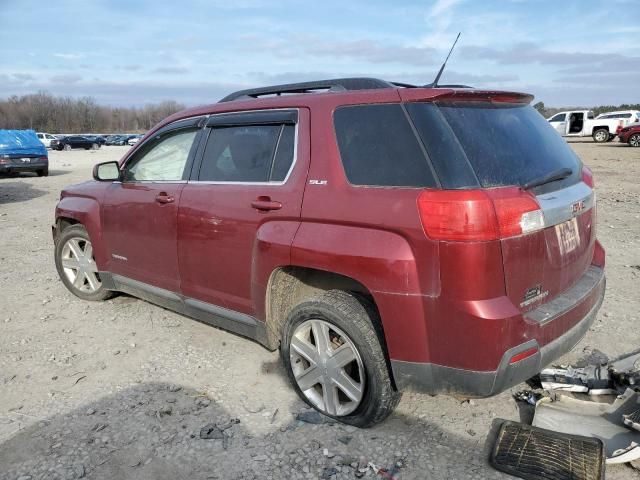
left=219, top=77, right=398, bottom=103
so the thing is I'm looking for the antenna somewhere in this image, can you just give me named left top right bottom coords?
left=427, top=32, right=461, bottom=87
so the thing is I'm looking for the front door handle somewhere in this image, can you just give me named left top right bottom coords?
left=155, top=192, right=175, bottom=204
left=251, top=196, right=282, bottom=211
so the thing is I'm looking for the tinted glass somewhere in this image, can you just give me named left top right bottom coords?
left=271, top=124, right=295, bottom=181
left=430, top=102, right=580, bottom=188
left=334, top=104, right=436, bottom=187
left=124, top=128, right=197, bottom=181
left=405, top=103, right=478, bottom=188
left=550, top=113, right=566, bottom=122
left=199, top=125, right=282, bottom=182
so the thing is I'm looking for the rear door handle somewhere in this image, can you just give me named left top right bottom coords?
left=251, top=196, right=282, bottom=211
left=155, top=192, right=175, bottom=204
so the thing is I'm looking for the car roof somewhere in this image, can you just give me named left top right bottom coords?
left=151, top=84, right=533, bottom=137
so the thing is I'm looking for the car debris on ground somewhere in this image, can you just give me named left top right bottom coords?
left=501, top=348, right=640, bottom=477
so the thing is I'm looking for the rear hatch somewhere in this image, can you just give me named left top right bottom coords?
left=405, top=98, right=595, bottom=312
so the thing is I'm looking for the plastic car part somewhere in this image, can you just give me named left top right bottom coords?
left=623, top=409, right=640, bottom=432
left=490, top=420, right=605, bottom=480
left=532, top=389, right=640, bottom=464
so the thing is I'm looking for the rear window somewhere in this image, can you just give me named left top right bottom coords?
left=406, top=102, right=581, bottom=188
left=334, top=104, right=437, bottom=187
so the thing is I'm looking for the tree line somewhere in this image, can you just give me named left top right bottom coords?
left=534, top=101, right=640, bottom=118
left=0, top=92, right=186, bottom=134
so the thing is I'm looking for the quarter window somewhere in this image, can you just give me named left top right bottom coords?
left=198, top=124, right=295, bottom=182
left=334, top=104, right=437, bottom=187
left=124, top=128, right=197, bottom=181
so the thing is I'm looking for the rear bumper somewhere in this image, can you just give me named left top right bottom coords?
left=0, top=162, right=48, bottom=173
left=391, top=267, right=605, bottom=397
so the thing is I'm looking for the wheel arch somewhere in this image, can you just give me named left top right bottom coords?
left=264, top=265, right=398, bottom=389
left=55, top=196, right=108, bottom=269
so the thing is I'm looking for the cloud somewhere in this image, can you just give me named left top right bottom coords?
left=152, top=67, right=190, bottom=74
left=239, top=35, right=437, bottom=66
left=12, top=73, right=34, bottom=82
left=50, top=74, right=83, bottom=84
left=460, top=43, right=640, bottom=68
left=427, top=0, right=463, bottom=18
left=53, top=53, right=83, bottom=60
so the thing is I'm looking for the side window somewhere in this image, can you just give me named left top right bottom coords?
left=198, top=124, right=295, bottom=182
left=334, top=104, right=436, bottom=187
left=123, top=128, right=197, bottom=182
left=587, top=112, right=594, bottom=119
left=550, top=113, right=566, bottom=122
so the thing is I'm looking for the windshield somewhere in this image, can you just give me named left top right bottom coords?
left=406, top=102, right=581, bottom=189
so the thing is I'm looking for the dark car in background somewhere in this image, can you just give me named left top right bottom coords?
left=617, top=123, right=640, bottom=147
left=105, top=135, right=128, bottom=146
left=0, top=129, right=48, bottom=176
left=85, top=135, right=107, bottom=146
left=51, top=135, right=101, bottom=151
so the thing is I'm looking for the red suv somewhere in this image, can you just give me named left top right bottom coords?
left=617, top=123, right=640, bottom=146
left=53, top=78, right=605, bottom=427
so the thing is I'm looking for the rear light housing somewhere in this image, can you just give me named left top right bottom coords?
left=417, top=187, right=544, bottom=241
left=581, top=166, right=594, bottom=188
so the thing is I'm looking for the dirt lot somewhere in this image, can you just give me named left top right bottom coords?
left=1, top=141, right=639, bottom=480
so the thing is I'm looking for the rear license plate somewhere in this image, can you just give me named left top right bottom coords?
left=555, top=217, right=581, bottom=255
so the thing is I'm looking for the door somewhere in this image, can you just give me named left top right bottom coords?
left=548, top=113, right=567, bottom=135
left=177, top=109, right=307, bottom=315
left=566, top=112, right=584, bottom=136
left=102, top=120, right=201, bottom=292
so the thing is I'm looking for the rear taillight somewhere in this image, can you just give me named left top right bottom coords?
left=417, top=187, right=544, bottom=241
left=581, top=166, right=594, bottom=188
left=0, top=155, right=9, bottom=164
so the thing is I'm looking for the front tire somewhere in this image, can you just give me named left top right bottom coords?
left=629, top=133, right=640, bottom=147
left=54, top=224, right=113, bottom=301
left=593, top=128, right=609, bottom=143
left=281, top=290, right=400, bottom=427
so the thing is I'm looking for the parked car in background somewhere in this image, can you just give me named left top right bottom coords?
left=36, top=132, right=57, bottom=148
left=51, top=135, right=101, bottom=151
left=617, top=123, right=640, bottom=147
left=85, top=135, right=107, bottom=146
left=53, top=77, right=605, bottom=427
left=127, top=135, right=143, bottom=146
left=105, top=135, right=130, bottom=146
left=547, top=109, right=640, bottom=142
left=0, top=129, right=48, bottom=176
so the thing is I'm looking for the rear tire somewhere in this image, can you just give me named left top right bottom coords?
left=37, top=168, right=48, bottom=177
left=54, top=224, right=114, bottom=302
left=281, top=290, right=400, bottom=427
left=629, top=134, right=640, bottom=147
left=592, top=128, right=609, bottom=143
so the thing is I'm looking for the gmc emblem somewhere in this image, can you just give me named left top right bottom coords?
left=570, top=200, right=585, bottom=215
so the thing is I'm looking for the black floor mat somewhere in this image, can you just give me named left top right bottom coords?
left=490, top=421, right=605, bottom=480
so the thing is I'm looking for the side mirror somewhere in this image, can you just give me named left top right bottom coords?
left=93, top=161, right=121, bottom=181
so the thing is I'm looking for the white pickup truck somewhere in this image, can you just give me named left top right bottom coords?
left=547, top=110, right=640, bottom=143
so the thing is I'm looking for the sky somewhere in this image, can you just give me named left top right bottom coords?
left=1, top=0, right=639, bottom=108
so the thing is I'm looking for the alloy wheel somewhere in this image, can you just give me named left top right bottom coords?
left=60, top=237, right=101, bottom=292
left=594, top=130, right=608, bottom=142
left=290, top=319, right=365, bottom=416
left=630, top=134, right=640, bottom=147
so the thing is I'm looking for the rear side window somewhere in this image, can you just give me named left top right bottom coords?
left=407, top=102, right=581, bottom=188
left=334, top=104, right=436, bottom=187
left=199, top=124, right=295, bottom=182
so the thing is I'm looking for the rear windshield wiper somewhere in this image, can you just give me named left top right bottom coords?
left=522, top=167, right=573, bottom=190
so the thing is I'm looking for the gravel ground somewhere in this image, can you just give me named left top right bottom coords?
left=1, top=141, right=639, bottom=479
